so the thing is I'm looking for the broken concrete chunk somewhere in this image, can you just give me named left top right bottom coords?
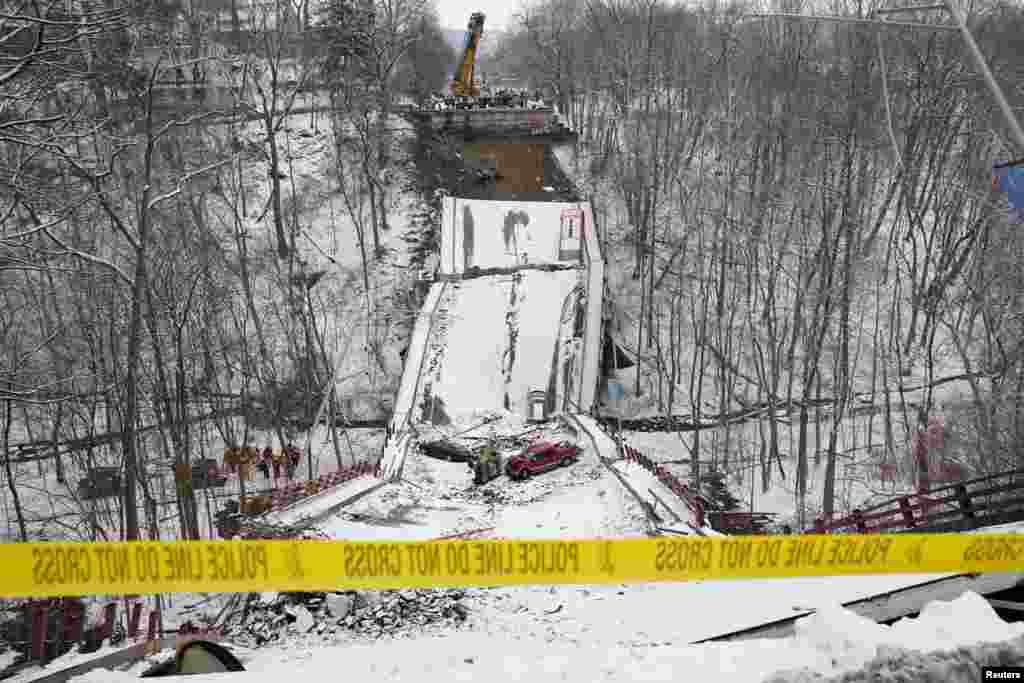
left=326, top=593, right=355, bottom=619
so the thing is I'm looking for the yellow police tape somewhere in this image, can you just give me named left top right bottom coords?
left=7, top=533, right=1024, bottom=598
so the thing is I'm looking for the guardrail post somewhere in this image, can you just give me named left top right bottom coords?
left=127, top=602, right=142, bottom=639
left=145, top=609, right=160, bottom=656
left=63, top=598, right=84, bottom=647
left=51, top=600, right=66, bottom=662
left=956, top=483, right=976, bottom=525
left=898, top=496, right=916, bottom=529
left=30, top=602, right=48, bottom=662
left=100, top=602, right=116, bottom=643
left=852, top=509, right=867, bottom=533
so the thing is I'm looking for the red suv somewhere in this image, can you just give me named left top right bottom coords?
left=505, top=440, right=580, bottom=480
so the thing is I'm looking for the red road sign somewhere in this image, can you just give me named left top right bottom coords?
left=562, top=208, right=584, bottom=239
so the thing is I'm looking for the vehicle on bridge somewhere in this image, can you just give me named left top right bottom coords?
left=505, top=440, right=580, bottom=480
left=419, top=439, right=475, bottom=463
left=77, top=467, right=121, bottom=501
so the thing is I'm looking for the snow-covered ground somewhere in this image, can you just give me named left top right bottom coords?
left=316, top=420, right=645, bottom=542
left=10, top=123, right=1024, bottom=683
left=271, top=420, right=1020, bottom=648
left=70, top=590, right=1024, bottom=682
left=0, top=423, right=387, bottom=545
left=616, top=426, right=926, bottom=527
left=0, top=106, right=419, bottom=545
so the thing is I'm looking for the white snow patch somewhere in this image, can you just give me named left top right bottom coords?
left=67, top=590, right=1024, bottom=683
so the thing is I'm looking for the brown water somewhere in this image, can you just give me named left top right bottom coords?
left=462, top=141, right=547, bottom=194
left=457, top=137, right=578, bottom=202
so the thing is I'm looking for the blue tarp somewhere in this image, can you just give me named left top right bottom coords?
left=993, top=164, right=1024, bottom=224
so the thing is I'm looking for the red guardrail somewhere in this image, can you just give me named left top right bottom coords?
left=618, top=441, right=708, bottom=527
left=811, top=468, right=1024, bottom=534
left=3, top=597, right=164, bottom=673
left=267, top=461, right=383, bottom=512
left=3, top=596, right=231, bottom=676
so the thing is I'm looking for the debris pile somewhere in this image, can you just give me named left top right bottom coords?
left=225, top=589, right=469, bottom=644
left=455, top=463, right=604, bottom=508
left=237, top=518, right=327, bottom=540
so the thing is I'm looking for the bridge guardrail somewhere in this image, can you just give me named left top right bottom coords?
left=813, top=468, right=1024, bottom=534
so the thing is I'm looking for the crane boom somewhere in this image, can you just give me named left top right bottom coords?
left=450, top=12, right=485, bottom=97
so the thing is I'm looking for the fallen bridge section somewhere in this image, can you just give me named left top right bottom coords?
left=569, top=414, right=707, bottom=534
left=425, top=270, right=579, bottom=421
left=439, top=197, right=586, bottom=275
left=575, top=203, right=603, bottom=415
left=379, top=282, right=449, bottom=480
left=387, top=282, right=448, bottom=436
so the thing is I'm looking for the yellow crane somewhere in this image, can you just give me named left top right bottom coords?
left=449, top=12, right=485, bottom=97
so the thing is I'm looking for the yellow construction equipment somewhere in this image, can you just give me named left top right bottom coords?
left=450, top=12, right=485, bottom=97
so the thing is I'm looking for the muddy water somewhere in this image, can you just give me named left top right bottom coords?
left=458, top=136, right=579, bottom=202
left=463, top=141, right=546, bottom=193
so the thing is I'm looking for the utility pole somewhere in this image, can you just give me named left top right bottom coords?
left=875, top=2, right=1024, bottom=152
left=749, top=1, right=1024, bottom=153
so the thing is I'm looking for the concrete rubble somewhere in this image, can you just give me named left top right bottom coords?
left=225, top=589, right=469, bottom=644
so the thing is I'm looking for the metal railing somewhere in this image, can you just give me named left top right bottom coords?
left=812, top=468, right=1024, bottom=534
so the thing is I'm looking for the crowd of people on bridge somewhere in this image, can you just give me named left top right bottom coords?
left=222, top=444, right=302, bottom=481
left=427, top=88, right=547, bottom=112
